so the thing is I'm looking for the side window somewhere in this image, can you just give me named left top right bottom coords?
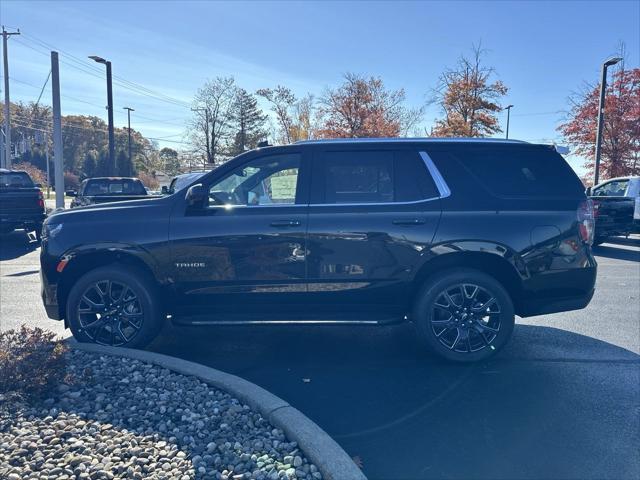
left=451, top=145, right=585, bottom=197
left=320, top=151, right=394, bottom=204
left=207, top=153, right=301, bottom=207
left=593, top=180, right=629, bottom=197
left=394, top=151, right=439, bottom=201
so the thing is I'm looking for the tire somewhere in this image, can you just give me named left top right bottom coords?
left=412, top=268, right=515, bottom=362
left=66, top=265, right=163, bottom=348
left=34, top=222, right=43, bottom=242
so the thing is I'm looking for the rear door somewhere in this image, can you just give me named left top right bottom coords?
left=304, top=145, right=443, bottom=318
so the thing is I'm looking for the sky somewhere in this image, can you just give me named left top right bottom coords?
left=1, top=0, right=639, bottom=175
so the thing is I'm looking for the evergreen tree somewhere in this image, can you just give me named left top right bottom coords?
left=116, top=150, right=135, bottom=177
left=228, top=88, right=267, bottom=156
left=82, top=152, right=98, bottom=179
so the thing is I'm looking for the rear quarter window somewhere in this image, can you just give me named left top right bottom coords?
left=448, top=145, right=584, bottom=198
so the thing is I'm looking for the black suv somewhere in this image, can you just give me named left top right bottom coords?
left=40, top=139, right=597, bottom=361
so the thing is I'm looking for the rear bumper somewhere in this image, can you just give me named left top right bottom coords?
left=519, top=288, right=595, bottom=317
left=0, top=213, right=46, bottom=230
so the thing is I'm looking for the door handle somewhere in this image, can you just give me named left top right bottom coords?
left=392, top=218, right=426, bottom=226
left=270, top=220, right=301, bottom=227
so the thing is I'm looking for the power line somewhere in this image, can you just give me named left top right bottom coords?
left=17, top=33, right=192, bottom=109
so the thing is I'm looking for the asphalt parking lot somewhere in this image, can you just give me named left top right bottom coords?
left=1, top=231, right=638, bottom=480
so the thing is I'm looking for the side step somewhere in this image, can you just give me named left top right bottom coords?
left=171, top=312, right=405, bottom=326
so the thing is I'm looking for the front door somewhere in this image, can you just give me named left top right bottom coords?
left=169, top=151, right=309, bottom=318
left=305, top=147, right=443, bottom=318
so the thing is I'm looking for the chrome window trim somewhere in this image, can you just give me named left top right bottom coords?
left=203, top=150, right=451, bottom=210
left=419, top=150, right=451, bottom=199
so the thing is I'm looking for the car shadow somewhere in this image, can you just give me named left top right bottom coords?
left=592, top=242, right=640, bottom=262
left=147, top=322, right=639, bottom=480
left=0, top=230, right=39, bottom=261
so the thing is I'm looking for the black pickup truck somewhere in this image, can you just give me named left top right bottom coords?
left=588, top=176, right=640, bottom=244
left=69, top=177, right=151, bottom=208
left=0, top=168, right=46, bottom=239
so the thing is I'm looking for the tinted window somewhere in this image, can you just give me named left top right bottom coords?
left=319, top=151, right=394, bottom=204
left=451, top=145, right=584, bottom=197
left=207, top=154, right=300, bottom=207
left=395, top=151, right=439, bottom=201
left=84, top=179, right=147, bottom=196
left=593, top=179, right=629, bottom=197
left=0, top=172, right=33, bottom=188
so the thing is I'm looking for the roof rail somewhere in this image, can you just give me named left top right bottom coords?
left=294, top=137, right=528, bottom=145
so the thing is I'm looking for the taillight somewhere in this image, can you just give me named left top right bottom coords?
left=577, top=199, right=595, bottom=245
left=37, top=191, right=45, bottom=209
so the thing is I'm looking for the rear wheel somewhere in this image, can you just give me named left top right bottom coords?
left=413, top=269, right=515, bottom=362
left=66, top=265, right=163, bottom=348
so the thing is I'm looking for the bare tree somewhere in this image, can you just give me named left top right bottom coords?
left=189, top=77, right=237, bottom=166
left=256, top=86, right=297, bottom=144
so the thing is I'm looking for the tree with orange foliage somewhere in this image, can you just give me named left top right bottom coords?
left=316, top=73, right=422, bottom=138
left=431, top=45, right=508, bottom=137
left=558, top=66, right=639, bottom=180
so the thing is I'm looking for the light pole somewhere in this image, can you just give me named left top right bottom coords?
left=504, top=104, right=514, bottom=139
left=594, top=56, right=622, bottom=186
left=123, top=107, right=134, bottom=174
left=89, top=55, right=115, bottom=175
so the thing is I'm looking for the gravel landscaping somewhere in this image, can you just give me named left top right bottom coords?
left=0, top=349, right=322, bottom=480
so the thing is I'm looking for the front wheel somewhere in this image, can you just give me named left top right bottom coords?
left=66, top=265, right=163, bottom=348
left=413, top=269, right=515, bottom=362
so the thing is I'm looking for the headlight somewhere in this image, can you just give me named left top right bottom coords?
left=44, top=223, right=63, bottom=239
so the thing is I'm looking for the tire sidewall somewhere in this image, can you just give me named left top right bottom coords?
left=413, top=269, right=515, bottom=362
left=66, top=265, right=161, bottom=348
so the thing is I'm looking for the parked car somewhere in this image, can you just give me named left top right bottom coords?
left=587, top=176, right=640, bottom=245
left=68, top=177, right=152, bottom=208
left=162, top=171, right=210, bottom=195
left=40, top=138, right=597, bottom=362
left=0, top=168, right=46, bottom=240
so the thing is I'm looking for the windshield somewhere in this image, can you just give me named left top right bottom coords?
left=0, top=172, right=34, bottom=188
left=84, top=179, right=147, bottom=196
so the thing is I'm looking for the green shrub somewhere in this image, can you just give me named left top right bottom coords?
left=0, top=326, right=68, bottom=399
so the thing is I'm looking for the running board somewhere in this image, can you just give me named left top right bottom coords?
left=172, top=313, right=405, bottom=326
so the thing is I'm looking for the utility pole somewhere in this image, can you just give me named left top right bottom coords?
left=123, top=107, right=134, bottom=174
left=594, top=57, right=623, bottom=186
left=2, top=27, right=20, bottom=169
left=51, top=52, right=65, bottom=209
left=504, top=104, right=513, bottom=139
left=192, top=107, right=210, bottom=168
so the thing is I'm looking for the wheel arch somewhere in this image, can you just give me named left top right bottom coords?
left=412, top=250, right=525, bottom=314
left=57, top=247, right=162, bottom=321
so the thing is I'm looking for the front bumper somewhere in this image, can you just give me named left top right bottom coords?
left=40, top=268, right=62, bottom=320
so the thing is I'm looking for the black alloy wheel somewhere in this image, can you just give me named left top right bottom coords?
left=77, top=279, right=144, bottom=346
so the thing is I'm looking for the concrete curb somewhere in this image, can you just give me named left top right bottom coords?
left=71, top=342, right=366, bottom=480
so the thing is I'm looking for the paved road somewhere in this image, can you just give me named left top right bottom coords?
left=1, top=231, right=639, bottom=479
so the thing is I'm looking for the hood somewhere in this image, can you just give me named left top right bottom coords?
left=46, top=196, right=171, bottom=225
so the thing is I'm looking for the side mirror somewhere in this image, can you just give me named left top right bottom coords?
left=35, top=183, right=43, bottom=188
left=185, top=183, right=207, bottom=208
left=66, top=190, right=77, bottom=197
left=161, top=185, right=169, bottom=195
left=585, top=187, right=592, bottom=196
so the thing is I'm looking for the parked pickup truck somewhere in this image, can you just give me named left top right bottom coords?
left=588, top=176, right=640, bottom=245
left=0, top=168, right=46, bottom=239
left=69, top=177, right=151, bottom=208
